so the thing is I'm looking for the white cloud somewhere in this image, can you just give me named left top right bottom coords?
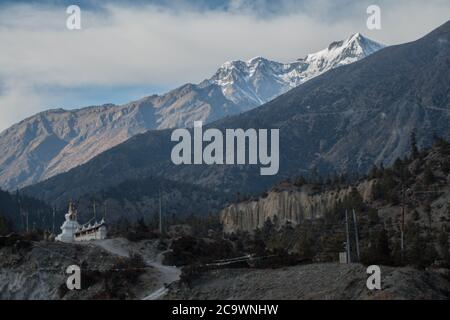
left=0, top=1, right=449, bottom=131
left=0, top=80, right=50, bottom=131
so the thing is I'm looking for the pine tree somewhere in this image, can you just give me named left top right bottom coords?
left=424, top=203, right=432, bottom=230
left=438, top=229, right=449, bottom=265
left=412, top=210, right=420, bottom=221
left=376, top=228, right=392, bottom=265
left=368, top=208, right=379, bottom=225
left=410, top=129, right=419, bottom=159
left=297, top=230, right=313, bottom=260
left=423, top=165, right=435, bottom=186
left=0, top=214, right=8, bottom=235
left=447, top=201, right=450, bottom=221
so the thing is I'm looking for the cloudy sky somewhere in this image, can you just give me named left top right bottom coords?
left=0, top=0, right=449, bottom=132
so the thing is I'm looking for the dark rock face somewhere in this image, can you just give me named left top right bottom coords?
left=220, top=182, right=374, bottom=233
left=23, top=22, right=450, bottom=206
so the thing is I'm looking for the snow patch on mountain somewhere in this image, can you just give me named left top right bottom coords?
left=0, top=33, right=385, bottom=190
left=208, top=33, right=384, bottom=108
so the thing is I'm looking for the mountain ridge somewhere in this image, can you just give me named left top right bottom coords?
left=20, top=21, right=450, bottom=207
left=0, top=33, right=383, bottom=190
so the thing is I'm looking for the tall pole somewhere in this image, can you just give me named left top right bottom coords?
left=52, top=207, right=55, bottom=235
left=345, top=209, right=351, bottom=263
left=159, top=189, right=163, bottom=234
left=18, top=196, right=24, bottom=232
left=352, top=209, right=360, bottom=262
left=93, top=201, right=97, bottom=221
left=401, top=184, right=405, bottom=263
left=26, top=211, right=29, bottom=233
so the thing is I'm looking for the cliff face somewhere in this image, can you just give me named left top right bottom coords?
left=220, top=182, right=374, bottom=233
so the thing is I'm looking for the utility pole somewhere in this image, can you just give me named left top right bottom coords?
left=352, top=209, right=360, bottom=262
left=93, top=200, right=97, bottom=221
left=26, top=211, right=29, bottom=233
left=52, top=207, right=55, bottom=235
left=401, top=184, right=405, bottom=263
left=159, top=189, right=163, bottom=235
left=17, top=193, right=24, bottom=231
left=345, top=209, right=352, bottom=263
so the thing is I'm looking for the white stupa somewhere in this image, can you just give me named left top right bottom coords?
left=56, top=201, right=107, bottom=243
left=56, top=201, right=80, bottom=243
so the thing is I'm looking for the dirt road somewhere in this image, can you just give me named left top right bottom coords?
left=92, top=238, right=180, bottom=300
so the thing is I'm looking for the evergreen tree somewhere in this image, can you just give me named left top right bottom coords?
left=438, top=229, right=449, bottom=265
left=410, top=129, right=419, bottom=159
left=136, top=217, right=148, bottom=233
left=423, top=165, right=435, bottom=186
left=368, top=208, right=379, bottom=225
left=297, top=230, right=313, bottom=260
left=376, top=228, right=392, bottom=265
left=424, top=203, right=433, bottom=230
left=361, top=228, right=392, bottom=265
left=0, top=214, right=9, bottom=235
left=433, top=135, right=450, bottom=155
left=412, top=210, right=420, bottom=221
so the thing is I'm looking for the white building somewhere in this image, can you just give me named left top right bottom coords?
left=56, top=201, right=107, bottom=243
left=74, top=219, right=107, bottom=242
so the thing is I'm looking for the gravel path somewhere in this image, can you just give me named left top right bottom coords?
left=92, top=238, right=180, bottom=300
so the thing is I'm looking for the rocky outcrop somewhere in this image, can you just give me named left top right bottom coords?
left=220, top=182, right=374, bottom=233
left=0, top=239, right=161, bottom=300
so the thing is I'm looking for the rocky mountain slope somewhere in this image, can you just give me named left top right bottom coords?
left=0, top=34, right=382, bottom=191
left=220, top=138, right=450, bottom=233
left=0, top=237, right=160, bottom=299
left=22, top=21, right=450, bottom=208
left=71, top=176, right=230, bottom=224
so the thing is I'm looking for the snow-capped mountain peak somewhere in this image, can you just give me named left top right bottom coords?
left=303, top=33, right=384, bottom=67
left=0, top=33, right=385, bottom=191
left=209, top=33, right=385, bottom=108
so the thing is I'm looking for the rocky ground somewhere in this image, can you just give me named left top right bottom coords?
left=91, top=238, right=181, bottom=300
left=166, top=263, right=450, bottom=300
left=0, top=236, right=163, bottom=300
left=2, top=235, right=449, bottom=300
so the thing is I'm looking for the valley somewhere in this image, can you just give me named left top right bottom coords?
left=19, top=21, right=450, bottom=215
left=0, top=16, right=449, bottom=302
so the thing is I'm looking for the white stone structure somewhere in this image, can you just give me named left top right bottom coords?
left=74, top=219, right=107, bottom=242
left=56, top=202, right=80, bottom=242
left=56, top=202, right=107, bottom=243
